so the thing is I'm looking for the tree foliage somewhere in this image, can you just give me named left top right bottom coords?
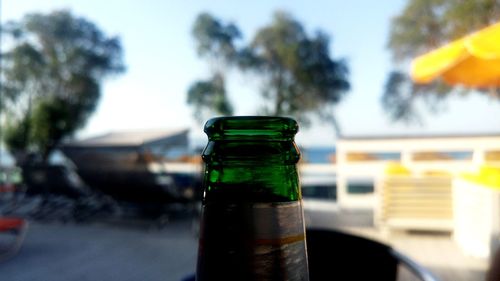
left=1, top=10, right=125, bottom=163
left=187, top=13, right=239, bottom=121
left=188, top=11, right=350, bottom=132
left=187, top=73, right=233, bottom=121
left=242, top=12, right=350, bottom=127
left=383, top=0, right=500, bottom=122
left=192, top=12, right=241, bottom=65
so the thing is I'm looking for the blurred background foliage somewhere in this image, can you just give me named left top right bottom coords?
left=382, top=0, right=500, bottom=123
left=187, top=11, right=350, bottom=134
left=1, top=10, right=125, bottom=164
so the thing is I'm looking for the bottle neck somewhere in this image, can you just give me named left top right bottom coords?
left=202, top=140, right=300, bottom=166
left=202, top=116, right=302, bottom=203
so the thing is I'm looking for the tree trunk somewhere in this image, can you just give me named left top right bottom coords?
left=273, top=69, right=285, bottom=115
left=331, top=112, right=343, bottom=139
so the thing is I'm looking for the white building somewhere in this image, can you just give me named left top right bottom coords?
left=335, top=134, right=500, bottom=210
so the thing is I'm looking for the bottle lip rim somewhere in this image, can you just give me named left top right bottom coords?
left=205, top=116, right=297, bottom=124
left=204, top=116, right=299, bottom=139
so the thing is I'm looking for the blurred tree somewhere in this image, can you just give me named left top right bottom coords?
left=187, top=13, right=239, bottom=121
left=1, top=10, right=125, bottom=163
left=240, top=11, right=349, bottom=130
left=188, top=11, right=350, bottom=135
left=187, top=73, right=233, bottom=121
left=383, top=0, right=500, bottom=122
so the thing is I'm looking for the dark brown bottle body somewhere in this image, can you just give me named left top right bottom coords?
left=196, top=117, right=309, bottom=281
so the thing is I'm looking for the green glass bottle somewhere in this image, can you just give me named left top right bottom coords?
left=196, top=116, right=309, bottom=281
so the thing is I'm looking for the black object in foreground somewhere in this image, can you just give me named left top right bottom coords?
left=186, top=228, right=440, bottom=281
left=306, top=229, right=440, bottom=281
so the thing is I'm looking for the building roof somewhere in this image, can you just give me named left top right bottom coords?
left=64, top=128, right=189, bottom=147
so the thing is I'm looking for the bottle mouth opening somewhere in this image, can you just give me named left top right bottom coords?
left=204, top=116, right=299, bottom=140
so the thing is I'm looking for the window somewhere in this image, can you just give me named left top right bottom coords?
left=302, top=184, right=337, bottom=201
left=412, top=151, right=473, bottom=161
left=346, top=152, right=400, bottom=162
left=347, top=180, right=374, bottom=194
left=485, top=150, right=500, bottom=162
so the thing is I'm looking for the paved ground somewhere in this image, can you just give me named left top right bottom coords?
left=346, top=227, right=488, bottom=281
left=0, top=208, right=490, bottom=281
left=306, top=207, right=489, bottom=281
left=0, top=218, right=198, bottom=281
left=389, top=231, right=488, bottom=281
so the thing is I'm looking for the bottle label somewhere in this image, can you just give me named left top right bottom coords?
left=197, top=201, right=309, bottom=281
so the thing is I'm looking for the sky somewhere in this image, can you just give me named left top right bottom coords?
left=2, top=0, right=500, bottom=147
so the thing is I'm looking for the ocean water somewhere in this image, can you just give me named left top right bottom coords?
left=300, top=147, right=336, bottom=164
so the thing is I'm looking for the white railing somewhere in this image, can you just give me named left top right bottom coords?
left=336, top=135, right=500, bottom=209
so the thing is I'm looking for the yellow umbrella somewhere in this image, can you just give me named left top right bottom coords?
left=411, top=22, right=500, bottom=87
